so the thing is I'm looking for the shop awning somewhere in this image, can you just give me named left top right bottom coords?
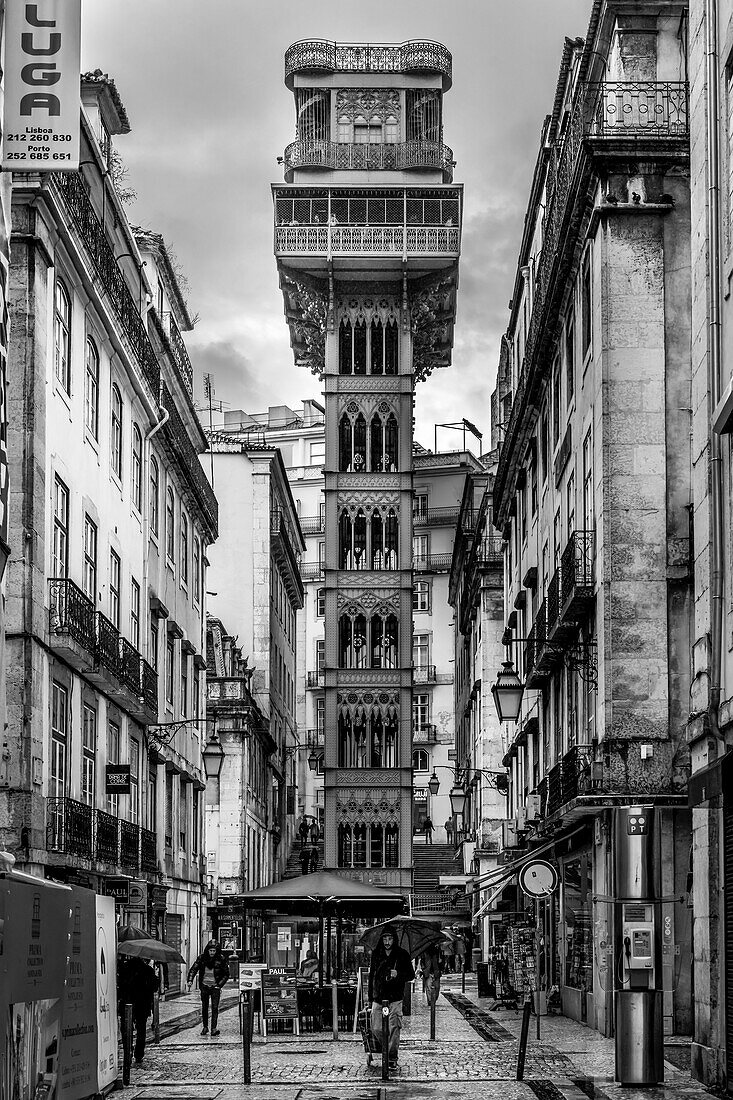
left=229, top=871, right=406, bottom=916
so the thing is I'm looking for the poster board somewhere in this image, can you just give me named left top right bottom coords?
left=352, top=965, right=370, bottom=1033
left=261, top=967, right=299, bottom=1036
left=57, top=887, right=100, bottom=1100
left=238, top=963, right=267, bottom=993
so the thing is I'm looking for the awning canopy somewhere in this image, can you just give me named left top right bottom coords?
left=230, top=871, right=407, bottom=916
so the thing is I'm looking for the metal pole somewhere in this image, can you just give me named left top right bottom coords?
left=516, top=999, right=532, bottom=1080
left=153, top=989, right=160, bottom=1043
left=241, top=995, right=252, bottom=1086
left=122, top=1003, right=133, bottom=1085
left=430, top=997, right=436, bottom=1041
left=461, top=959, right=466, bottom=993
left=381, top=999, right=390, bottom=1080
left=536, top=899, right=541, bottom=1040
left=331, top=980, right=339, bottom=1040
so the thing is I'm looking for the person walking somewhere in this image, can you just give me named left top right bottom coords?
left=298, top=815, right=310, bottom=849
left=445, top=818, right=454, bottom=845
left=187, top=940, right=230, bottom=1036
left=454, top=931, right=467, bottom=973
left=117, top=956, right=159, bottom=1065
left=368, top=929, right=415, bottom=1067
left=419, top=945, right=441, bottom=1006
left=440, top=935, right=455, bottom=974
left=423, top=816, right=434, bottom=844
left=309, top=843, right=319, bottom=873
left=300, top=844, right=311, bottom=875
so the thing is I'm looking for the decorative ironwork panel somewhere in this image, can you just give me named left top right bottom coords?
left=119, top=635, right=141, bottom=695
left=65, top=797, right=94, bottom=857
left=285, top=40, right=451, bottom=83
left=413, top=665, right=437, bottom=684
left=48, top=578, right=96, bottom=653
left=96, top=612, right=123, bottom=678
left=140, top=827, right=157, bottom=872
left=141, top=658, right=158, bottom=712
left=547, top=569, right=560, bottom=632
left=588, top=81, right=688, bottom=137
left=336, top=787, right=401, bottom=824
left=95, top=809, right=119, bottom=863
left=120, top=819, right=140, bottom=871
left=46, top=797, right=65, bottom=852
left=561, top=530, right=595, bottom=608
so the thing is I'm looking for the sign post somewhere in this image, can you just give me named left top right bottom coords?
left=517, top=860, right=560, bottom=1041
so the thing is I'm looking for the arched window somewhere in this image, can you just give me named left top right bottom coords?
left=149, top=456, right=160, bottom=537
left=54, top=280, right=71, bottom=393
left=370, top=414, right=384, bottom=471
left=353, top=413, right=366, bottom=469
left=339, top=319, right=352, bottom=375
left=384, top=614, right=398, bottom=668
left=85, top=336, right=99, bottom=437
left=166, top=486, right=175, bottom=561
left=338, top=822, right=399, bottom=868
left=180, top=512, right=189, bottom=585
left=385, top=414, right=399, bottom=471
left=339, top=509, right=352, bottom=568
left=385, top=320, right=398, bottom=374
left=338, top=414, right=352, bottom=471
left=353, top=510, right=367, bottom=570
left=385, top=509, right=398, bottom=569
left=110, top=384, right=123, bottom=479
left=371, top=509, right=384, bottom=569
left=370, top=319, right=383, bottom=375
left=131, top=424, right=142, bottom=512
left=193, top=536, right=201, bottom=604
left=412, top=749, right=429, bottom=772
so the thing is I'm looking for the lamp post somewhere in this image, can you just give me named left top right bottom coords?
left=308, top=747, right=320, bottom=773
left=490, top=659, right=525, bottom=722
left=202, top=730, right=225, bottom=780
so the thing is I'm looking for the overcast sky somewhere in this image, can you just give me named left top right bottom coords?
left=82, top=1, right=590, bottom=452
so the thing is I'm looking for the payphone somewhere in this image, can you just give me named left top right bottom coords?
left=621, top=902, right=655, bottom=987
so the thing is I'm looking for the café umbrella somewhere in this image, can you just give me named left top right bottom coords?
left=117, top=924, right=152, bottom=943
left=359, top=917, right=447, bottom=958
left=117, top=937, right=186, bottom=965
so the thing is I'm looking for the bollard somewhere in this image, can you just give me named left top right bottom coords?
left=241, top=995, right=252, bottom=1086
left=331, top=980, right=339, bottom=1041
left=461, top=962, right=466, bottom=994
left=515, top=998, right=532, bottom=1081
left=381, top=999, right=390, bottom=1081
left=430, top=997, right=436, bottom=1041
left=153, top=990, right=160, bottom=1044
left=122, top=1003, right=133, bottom=1085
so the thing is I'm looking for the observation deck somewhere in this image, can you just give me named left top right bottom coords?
left=284, top=40, right=452, bottom=90
left=282, top=139, right=454, bottom=183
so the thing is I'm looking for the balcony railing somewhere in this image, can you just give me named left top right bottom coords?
left=299, top=514, right=325, bottom=535
left=208, top=677, right=249, bottom=704
left=414, top=506, right=461, bottom=527
left=474, top=538, right=503, bottom=566
left=306, top=728, right=325, bottom=747
left=160, top=382, right=218, bottom=537
left=413, top=665, right=437, bottom=684
left=301, top=562, right=325, bottom=580
left=546, top=744, right=594, bottom=816
left=284, top=40, right=452, bottom=84
left=561, top=530, right=595, bottom=619
left=413, top=723, right=438, bottom=743
left=141, top=827, right=157, bottom=872
left=120, top=819, right=140, bottom=871
left=306, top=670, right=325, bottom=688
left=95, top=809, right=120, bottom=863
left=587, top=81, right=688, bottom=138
left=49, top=578, right=96, bottom=654
left=50, top=173, right=160, bottom=400
left=96, top=611, right=124, bottom=679
left=413, top=553, right=453, bottom=573
left=119, top=635, right=141, bottom=696
left=547, top=568, right=560, bottom=634
left=410, top=891, right=469, bottom=914
left=283, top=138, right=454, bottom=181
left=46, top=797, right=93, bottom=857
left=161, top=311, right=194, bottom=396
left=276, top=223, right=460, bottom=256
left=141, top=658, right=158, bottom=712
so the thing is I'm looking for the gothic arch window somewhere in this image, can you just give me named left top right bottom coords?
left=371, top=509, right=384, bottom=569
left=385, top=319, right=398, bottom=374
left=340, top=314, right=400, bottom=375
left=385, top=509, right=398, bottom=569
left=338, top=610, right=398, bottom=668
left=339, top=319, right=353, bottom=375
left=384, top=614, right=398, bottom=669
left=354, top=414, right=367, bottom=469
left=339, top=413, right=352, bottom=470
left=353, top=510, right=367, bottom=570
left=354, top=320, right=367, bottom=373
left=370, top=414, right=384, bottom=472
left=337, top=822, right=399, bottom=868
left=339, top=509, right=352, bottom=569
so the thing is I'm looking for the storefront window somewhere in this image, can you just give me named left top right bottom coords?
left=563, top=853, right=593, bottom=990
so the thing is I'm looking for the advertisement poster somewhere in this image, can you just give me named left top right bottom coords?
left=95, top=895, right=118, bottom=1091
left=2, top=875, right=72, bottom=1100
left=261, top=967, right=298, bottom=1020
left=1, top=0, right=82, bottom=170
left=57, top=888, right=98, bottom=1100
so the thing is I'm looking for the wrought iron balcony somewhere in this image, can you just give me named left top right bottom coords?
left=208, top=677, right=250, bottom=705
left=561, top=530, right=595, bottom=620
left=160, top=382, right=218, bottom=537
left=49, top=173, right=160, bottom=400
left=283, top=139, right=454, bottom=182
left=301, top=562, right=325, bottom=580
left=306, top=670, right=325, bottom=688
left=413, top=506, right=461, bottom=527
left=284, top=39, right=452, bottom=86
left=119, top=635, right=141, bottom=696
left=474, top=538, right=503, bottom=566
left=120, top=819, right=140, bottom=872
left=46, top=797, right=93, bottom=857
left=413, top=665, right=437, bottom=684
left=271, top=507, right=305, bottom=605
left=547, top=568, right=560, bottom=636
left=48, top=578, right=96, bottom=658
left=149, top=309, right=194, bottom=397
left=413, top=553, right=453, bottom=573
left=413, top=723, right=438, bottom=743
left=95, top=808, right=119, bottom=863
left=96, top=611, right=123, bottom=679
left=141, top=658, right=158, bottom=713
left=299, top=514, right=325, bottom=535
left=587, top=81, right=688, bottom=138
left=141, top=827, right=157, bottom=872
left=546, top=744, right=594, bottom=816
left=306, top=728, right=325, bottom=748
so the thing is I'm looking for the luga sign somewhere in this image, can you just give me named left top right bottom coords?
left=2, top=1, right=82, bottom=171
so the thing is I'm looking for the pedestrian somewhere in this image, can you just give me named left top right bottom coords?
left=419, top=945, right=441, bottom=1006
left=117, top=956, right=159, bottom=1066
left=298, top=815, right=310, bottom=849
left=309, top=844, right=319, bottom=873
left=300, top=844, right=311, bottom=875
left=187, top=940, right=230, bottom=1036
left=368, top=928, right=415, bottom=1068
left=441, top=935, right=455, bottom=974
left=445, top=818, right=454, bottom=845
left=309, top=818, right=321, bottom=844
left=454, top=932, right=466, bottom=972
left=423, top=816, right=434, bottom=844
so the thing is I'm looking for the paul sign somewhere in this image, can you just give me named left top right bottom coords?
left=2, top=1, right=82, bottom=171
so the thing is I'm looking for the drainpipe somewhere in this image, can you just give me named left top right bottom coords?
left=705, top=0, right=725, bottom=739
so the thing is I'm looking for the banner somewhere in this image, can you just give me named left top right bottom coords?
left=95, top=895, right=118, bottom=1091
left=58, top=888, right=98, bottom=1100
left=2, top=0, right=82, bottom=171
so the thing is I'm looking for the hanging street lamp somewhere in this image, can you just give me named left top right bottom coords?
left=491, top=659, right=525, bottom=722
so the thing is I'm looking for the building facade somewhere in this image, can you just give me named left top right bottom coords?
left=1, top=74, right=217, bottom=988
left=490, top=4, right=692, bottom=1036
left=274, top=39, right=462, bottom=891
left=205, top=437, right=305, bottom=882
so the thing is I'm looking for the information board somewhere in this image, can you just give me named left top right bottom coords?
left=239, top=963, right=267, bottom=993
left=261, top=967, right=298, bottom=1020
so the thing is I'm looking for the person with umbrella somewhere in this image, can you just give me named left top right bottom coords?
left=367, top=928, right=415, bottom=1068
left=116, top=955, right=159, bottom=1065
left=186, top=940, right=230, bottom=1036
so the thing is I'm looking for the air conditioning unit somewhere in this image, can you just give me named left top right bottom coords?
left=526, top=794, right=542, bottom=823
left=502, top=818, right=520, bottom=848
left=515, top=807, right=528, bottom=832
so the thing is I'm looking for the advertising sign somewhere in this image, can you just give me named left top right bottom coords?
left=261, top=967, right=298, bottom=1020
left=95, top=895, right=118, bottom=1090
left=105, top=764, right=131, bottom=795
left=518, top=859, right=560, bottom=898
left=238, top=962, right=267, bottom=993
left=58, top=888, right=98, bottom=1100
left=127, top=880, right=147, bottom=912
left=2, top=0, right=82, bottom=170
left=104, top=878, right=130, bottom=905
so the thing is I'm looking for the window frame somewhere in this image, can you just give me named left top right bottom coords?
left=50, top=680, right=69, bottom=799
left=109, top=548, right=121, bottom=630
left=110, top=383, right=123, bottom=481
left=130, top=577, right=140, bottom=649
left=52, top=475, right=69, bottom=579
left=413, top=579, right=430, bottom=612
left=54, top=279, right=71, bottom=394
left=166, top=486, right=175, bottom=563
left=180, top=511, right=189, bottom=586
left=81, top=702, right=96, bottom=806
left=131, top=423, right=143, bottom=512
left=193, top=536, right=201, bottom=605
left=83, top=514, right=98, bottom=602
left=149, top=456, right=160, bottom=538
left=84, top=335, right=99, bottom=438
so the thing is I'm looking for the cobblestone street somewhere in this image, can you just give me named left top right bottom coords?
left=121, top=977, right=713, bottom=1100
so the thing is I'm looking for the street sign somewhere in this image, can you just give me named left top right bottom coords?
left=104, top=878, right=130, bottom=904
left=127, top=881, right=147, bottom=911
left=627, top=813, right=650, bottom=835
left=105, top=764, right=131, bottom=795
left=518, top=859, right=559, bottom=898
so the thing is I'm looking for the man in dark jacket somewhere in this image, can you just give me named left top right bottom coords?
left=368, top=929, right=415, bottom=1065
left=187, top=940, right=230, bottom=1036
left=117, top=956, right=159, bottom=1065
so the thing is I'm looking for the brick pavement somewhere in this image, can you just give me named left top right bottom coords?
left=122, top=974, right=714, bottom=1100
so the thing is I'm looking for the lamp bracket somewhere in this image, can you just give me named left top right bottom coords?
left=146, top=718, right=211, bottom=751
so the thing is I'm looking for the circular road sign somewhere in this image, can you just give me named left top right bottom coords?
left=518, top=859, right=559, bottom=898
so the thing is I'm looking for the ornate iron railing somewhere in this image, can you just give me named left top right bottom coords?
left=48, top=578, right=96, bottom=653
left=413, top=723, right=438, bottom=743
left=410, top=891, right=469, bottom=914
left=306, top=670, right=324, bottom=688
left=283, top=138, right=453, bottom=180
left=561, top=530, right=595, bottom=608
left=50, top=173, right=160, bottom=399
left=141, top=658, right=158, bottom=712
left=96, top=612, right=123, bottom=679
left=547, top=568, right=561, bottom=632
left=413, top=665, right=437, bottom=684
left=413, top=553, right=453, bottom=572
left=120, top=819, right=140, bottom=871
left=535, top=600, right=547, bottom=652
left=299, top=514, right=325, bottom=535
left=414, top=506, right=461, bottom=527
left=546, top=744, right=594, bottom=815
left=524, top=626, right=536, bottom=680
left=274, top=224, right=460, bottom=256
left=285, top=40, right=452, bottom=83
left=271, top=508, right=302, bottom=566
left=95, top=809, right=119, bottom=863
left=301, top=562, right=325, bottom=580
left=159, top=382, right=218, bottom=536
left=46, top=796, right=93, bottom=856
left=119, top=635, right=141, bottom=695
left=587, top=80, right=688, bottom=137
left=161, top=311, right=194, bottom=395
left=141, top=827, right=157, bottom=872
left=475, top=538, right=504, bottom=566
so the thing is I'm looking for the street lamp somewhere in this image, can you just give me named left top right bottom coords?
left=449, top=783, right=468, bottom=817
left=202, top=731, right=225, bottom=780
left=427, top=771, right=440, bottom=797
left=491, top=659, right=525, bottom=722
left=308, top=748, right=320, bottom=773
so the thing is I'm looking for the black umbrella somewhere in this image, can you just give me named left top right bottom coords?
left=117, top=938, right=186, bottom=965
left=117, top=924, right=151, bottom=943
left=359, top=917, right=447, bottom=958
